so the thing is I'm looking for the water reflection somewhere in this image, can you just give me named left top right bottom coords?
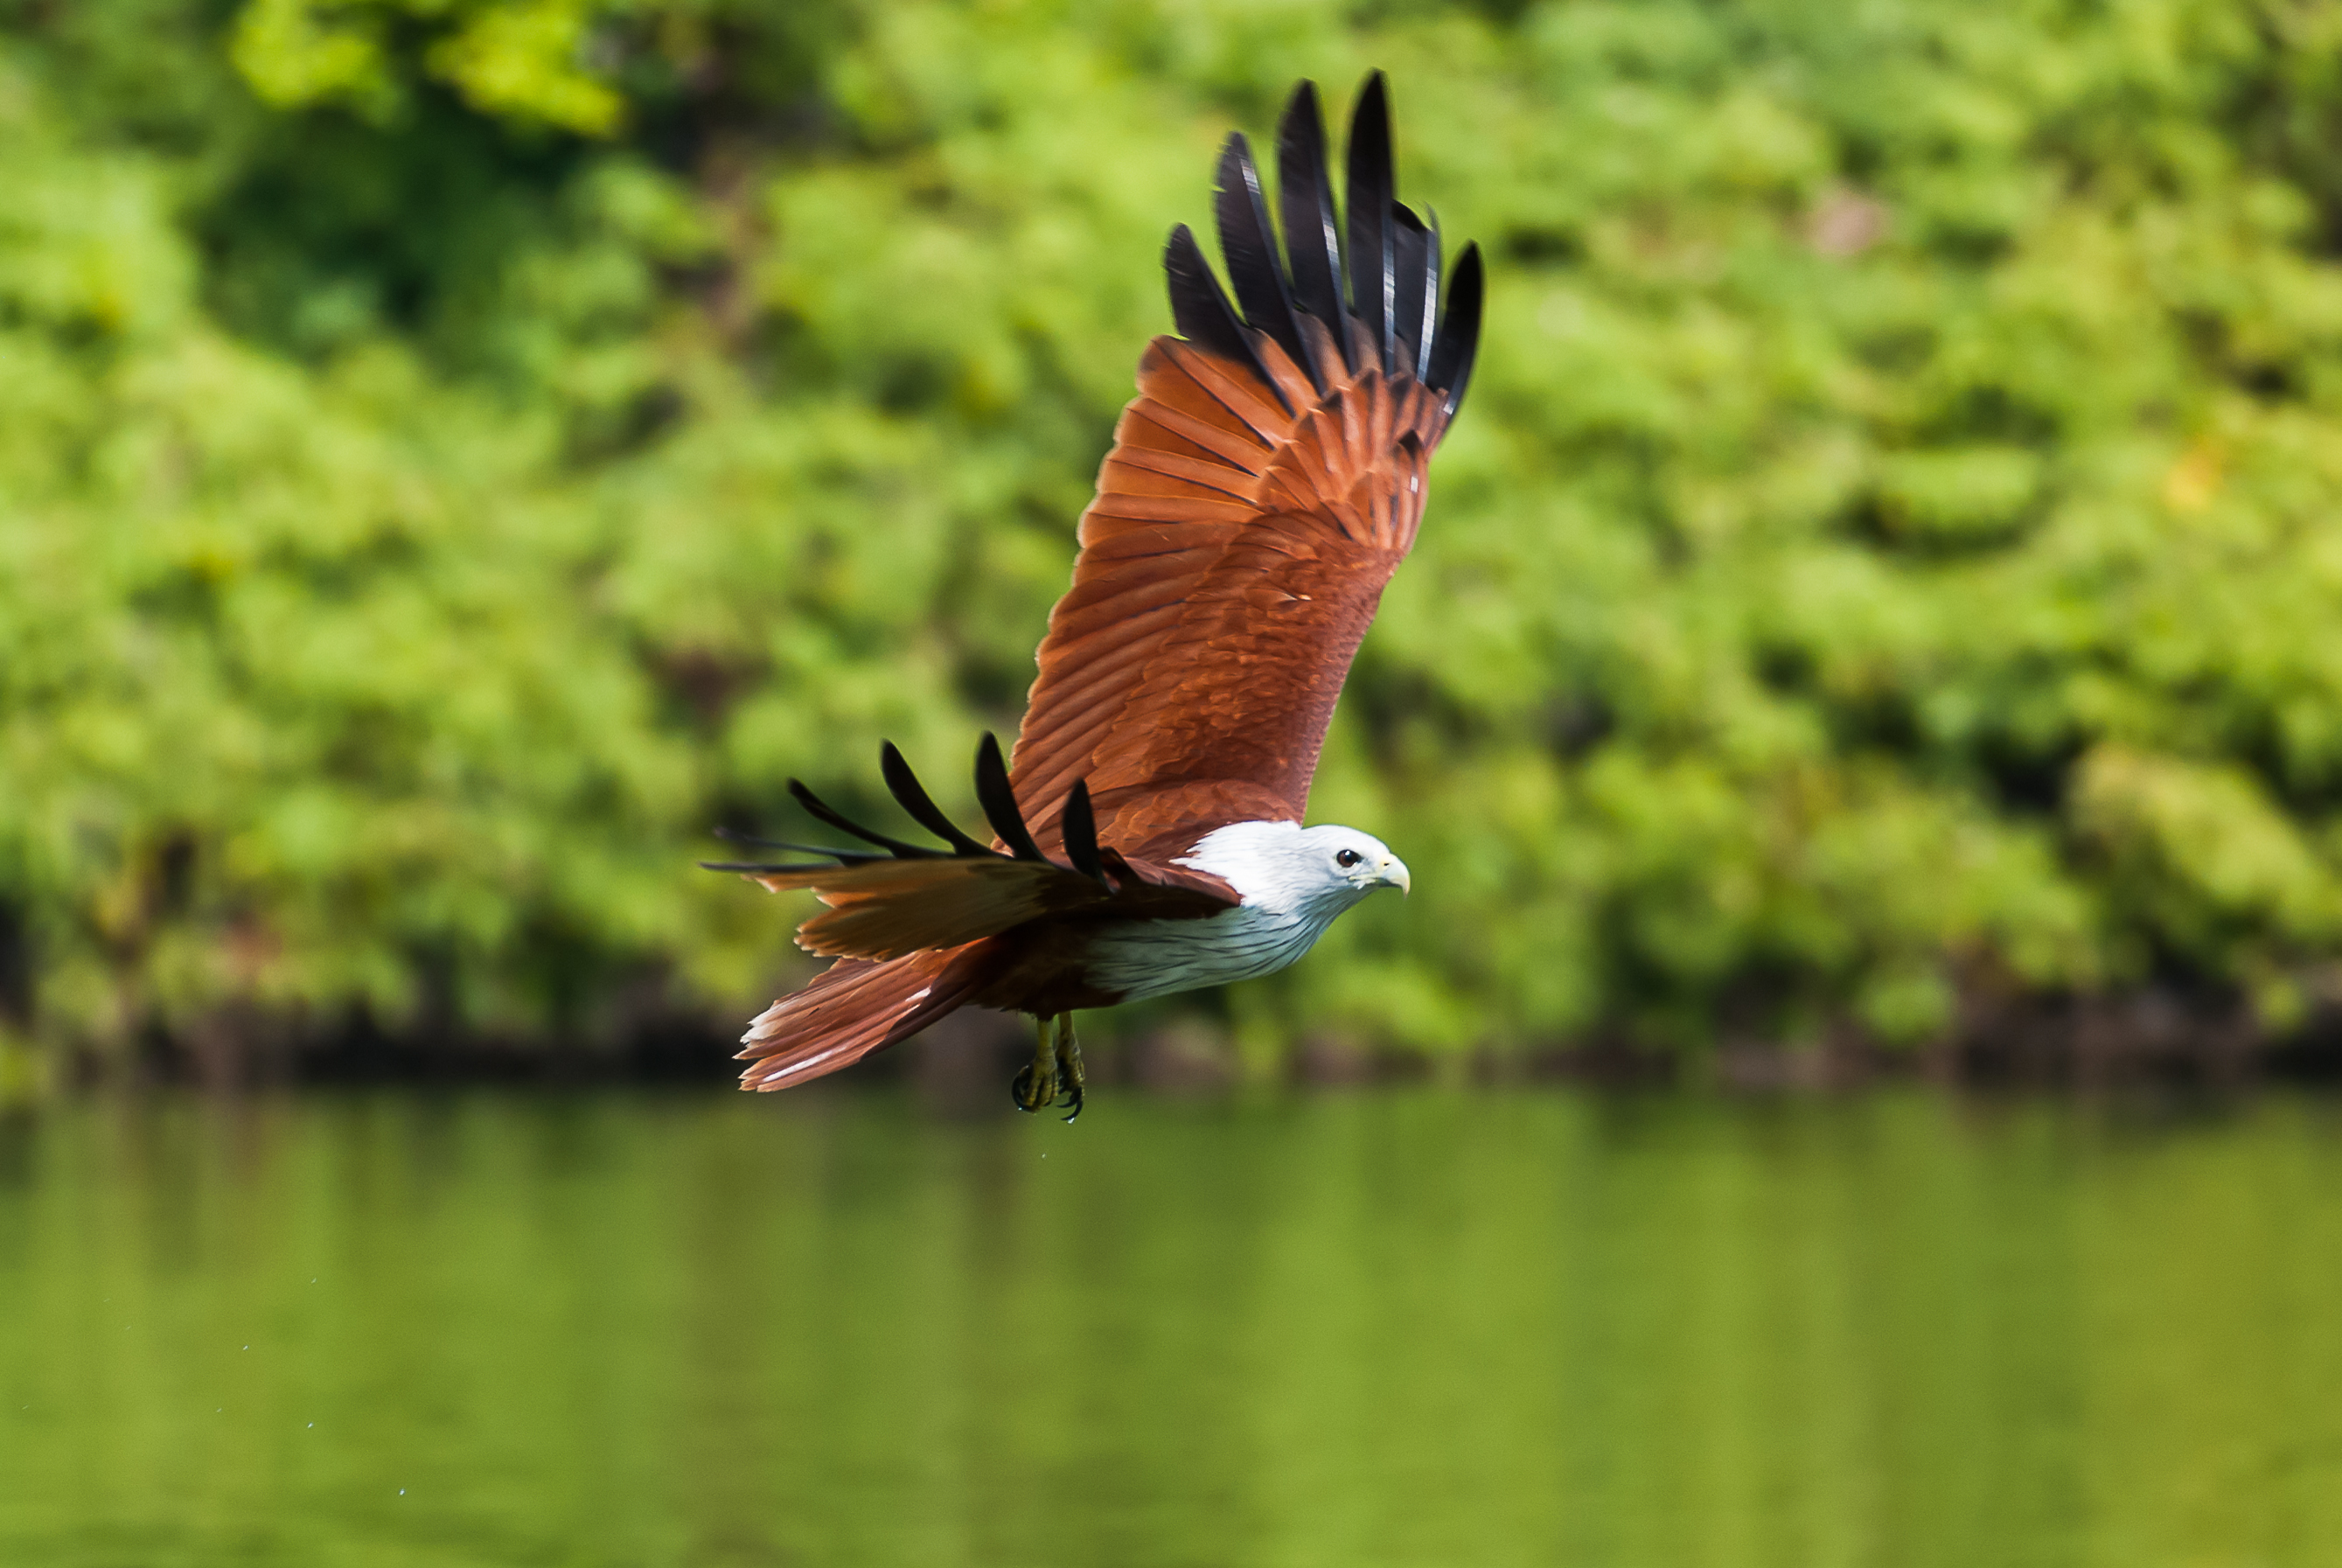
left=1, top=1088, right=2339, bottom=1566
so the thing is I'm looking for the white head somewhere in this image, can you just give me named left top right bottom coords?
left=1174, top=820, right=1411, bottom=914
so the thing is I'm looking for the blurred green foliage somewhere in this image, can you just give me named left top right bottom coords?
left=5, top=0, right=2342, bottom=1070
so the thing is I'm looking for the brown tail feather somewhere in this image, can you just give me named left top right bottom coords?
left=736, top=942, right=993, bottom=1091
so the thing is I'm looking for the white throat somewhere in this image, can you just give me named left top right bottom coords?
left=1080, top=819, right=1402, bottom=1004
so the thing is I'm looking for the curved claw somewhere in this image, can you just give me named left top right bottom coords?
left=1059, top=1084, right=1084, bottom=1124
left=1011, top=1063, right=1041, bottom=1115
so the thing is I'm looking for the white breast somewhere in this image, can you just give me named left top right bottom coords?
left=1082, top=901, right=1340, bottom=1002
left=1078, top=819, right=1377, bottom=1003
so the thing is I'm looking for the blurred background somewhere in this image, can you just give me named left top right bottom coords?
left=6, top=1, right=2342, bottom=1563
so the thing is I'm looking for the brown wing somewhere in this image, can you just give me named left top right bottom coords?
left=741, top=856, right=1103, bottom=961
left=1012, top=333, right=1446, bottom=859
left=1008, top=76, right=1483, bottom=864
left=737, top=849, right=1230, bottom=963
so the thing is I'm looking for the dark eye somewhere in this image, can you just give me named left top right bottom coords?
left=1335, top=848, right=1363, bottom=868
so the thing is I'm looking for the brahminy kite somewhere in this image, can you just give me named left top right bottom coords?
left=708, top=73, right=1482, bottom=1116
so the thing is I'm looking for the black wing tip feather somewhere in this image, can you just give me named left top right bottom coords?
left=1189, top=70, right=1480, bottom=415
left=1061, top=779, right=1109, bottom=887
left=879, top=741, right=995, bottom=857
left=710, top=825, right=888, bottom=867
left=1274, top=79, right=1349, bottom=373
left=1164, top=225, right=1293, bottom=415
left=784, top=778, right=942, bottom=861
left=1344, top=69, right=1397, bottom=374
left=1284, top=77, right=1325, bottom=127
left=1426, top=240, right=1484, bottom=416
left=974, top=733, right=1049, bottom=863
left=1391, top=203, right=1431, bottom=380
left=719, top=739, right=1143, bottom=885
left=1164, top=224, right=1240, bottom=361
left=1214, top=132, right=1317, bottom=395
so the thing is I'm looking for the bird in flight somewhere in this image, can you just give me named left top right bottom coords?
left=707, top=73, right=1483, bottom=1118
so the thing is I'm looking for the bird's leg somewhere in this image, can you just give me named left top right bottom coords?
left=1012, top=1013, right=1061, bottom=1114
left=1056, top=1015, right=1085, bottom=1123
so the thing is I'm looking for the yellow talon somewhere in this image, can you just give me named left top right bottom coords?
left=1013, top=1014, right=1061, bottom=1113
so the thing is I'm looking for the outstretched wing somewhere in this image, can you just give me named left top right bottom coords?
left=733, top=855, right=1110, bottom=962
left=707, top=735, right=1237, bottom=963
left=720, top=736, right=1238, bottom=1093
left=1009, top=73, right=1483, bottom=865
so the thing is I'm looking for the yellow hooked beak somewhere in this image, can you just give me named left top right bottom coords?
left=1380, top=856, right=1411, bottom=896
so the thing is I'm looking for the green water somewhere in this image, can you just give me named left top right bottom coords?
left=3, top=1088, right=2340, bottom=1567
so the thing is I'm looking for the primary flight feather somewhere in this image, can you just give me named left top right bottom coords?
left=710, top=73, right=1484, bottom=1116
